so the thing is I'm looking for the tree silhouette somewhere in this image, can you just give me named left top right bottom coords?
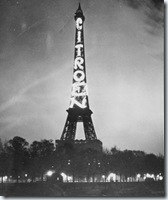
left=144, top=153, right=162, bottom=179
left=6, top=136, right=29, bottom=183
left=0, top=140, right=13, bottom=183
left=0, top=137, right=164, bottom=183
left=29, top=139, right=55, bottom=181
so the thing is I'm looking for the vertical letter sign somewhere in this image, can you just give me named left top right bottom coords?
left=69, top=16, right=88, bottom=109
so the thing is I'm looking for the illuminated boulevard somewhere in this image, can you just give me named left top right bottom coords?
left=0, top=136, right=165, bottom=197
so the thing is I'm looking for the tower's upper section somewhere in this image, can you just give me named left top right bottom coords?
left=69, top=4, right=89, bottom=110
left=74, top=3, right=85, bottom=21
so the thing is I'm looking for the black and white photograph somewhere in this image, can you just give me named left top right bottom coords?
left=0, top=0, right=164, bottom=197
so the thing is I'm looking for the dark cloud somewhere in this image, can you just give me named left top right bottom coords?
left=126, top=0, right=164, bottom=10
left=145, top=1, right=164, bottom=36
left=125, top=0, right=142, bottom=9
left=151, top=0, right=164, bottom=9
left=125, top=0, right=164, bottom=36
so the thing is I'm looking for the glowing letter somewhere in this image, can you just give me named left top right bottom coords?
left=72, top=81, right=87, bottom=96
left=69, top=96, right=87, bottom=108
left=74, top=57, right=84, bottom=70
left=77, top=31, right=81, bottom=43
left=73, top=70, right=85, bottom=82
left=75, top=44, right=83, bottom=57
left=76, top=18, right=82, bottom=30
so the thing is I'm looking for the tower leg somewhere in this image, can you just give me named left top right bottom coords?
left=83, top=115, right=97, bottom=140
left=61, top=116, right=77, bottom=140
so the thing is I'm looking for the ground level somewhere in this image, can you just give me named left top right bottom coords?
left=0, top=181, right=165, bottom=197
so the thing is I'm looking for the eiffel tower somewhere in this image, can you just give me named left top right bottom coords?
left=56, top=4, right=102, bottom=152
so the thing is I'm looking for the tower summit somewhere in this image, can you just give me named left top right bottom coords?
left=56, top=4, right=102, bottom=152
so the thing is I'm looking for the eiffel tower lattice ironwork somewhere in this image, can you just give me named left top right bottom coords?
left=57, top=4, right=102, bottom=152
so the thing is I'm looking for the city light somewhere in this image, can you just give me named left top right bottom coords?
left=144, top=173, right=155, bottom=180
left=156, top=173, right=163, bottom=181
left=61, top=172, right=73, bottom=182
left=107, top=173, right=116, bottom=182
left=46, top=170, right=54, bottom=176
left=137, top=174, right=141, bottom=178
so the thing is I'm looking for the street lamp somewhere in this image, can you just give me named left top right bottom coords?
left=46, top=170, right=53, bottom=176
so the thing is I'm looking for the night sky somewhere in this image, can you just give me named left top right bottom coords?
left=0, top=0, right=164, bottom=155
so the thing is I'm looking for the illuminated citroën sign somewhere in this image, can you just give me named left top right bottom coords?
left=57, top=3, right=102, bottom=151
left=69, top=10, right=88, bottom=109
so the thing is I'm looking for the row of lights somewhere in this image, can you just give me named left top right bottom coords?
left=0, top=169, right=163, bottom=183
